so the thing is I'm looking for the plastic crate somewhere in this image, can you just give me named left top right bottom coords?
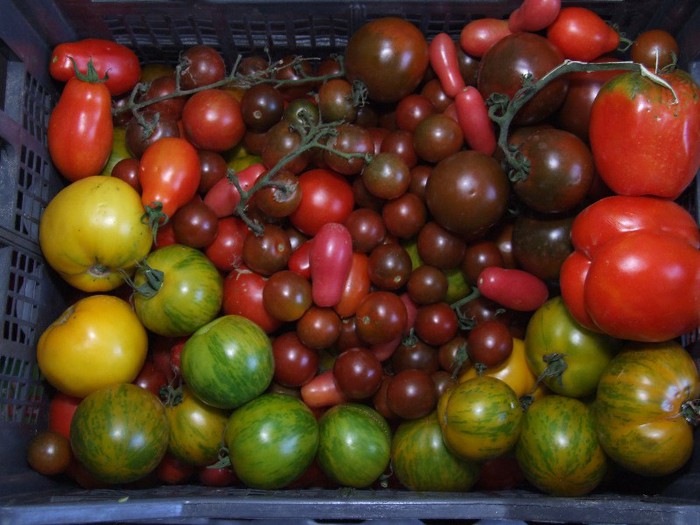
left=1, top=1, right=699, bottom=523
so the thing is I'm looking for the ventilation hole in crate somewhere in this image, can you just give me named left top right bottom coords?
left=15, top=145, right=50, bottom=241
left=22, top=73, right=53, bottom=146
left=0, top=356, right=44, bottom=424
left=3, top=249, right=41, bottom=348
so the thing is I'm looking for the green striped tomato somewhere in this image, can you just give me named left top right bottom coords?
left=165, top=385, right=230, bottom=467
left=70, top=383, right=169, bottom=484
left=181, top=315, right=274, bottom=410
left=317, top=403, right=391, bottom=488
left=391, top=411, right=480, bottom=491
left=516, top=395, right=607, bottom=496
left=224, top=393, right=319, bottom=489
left=133, top=243, right=223, bottom=337
left=593, top=341, right=700, bottom=477
left=525, top=296, right=620, bottom=398
left=440, top=375, right=522, bottom=462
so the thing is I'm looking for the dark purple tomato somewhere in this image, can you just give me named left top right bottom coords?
left=414, top=302, right=459, bottom=347
left=417, top=221, right=466, bottom=270
left=355, top=291, right=408, bottom=346
left=438, top=335, right=470, bottom=376
left=512, top=213, right=574, bottom=282
left=242, top=224, right=292, bottom=276
left=344, top=207, right=387, bottom=253
left=413, top=113, right=464, bottom=164
left=361, top=152, right=411, bottom=200
left=407, top=265, right=449, bottom=305
left=255, top=170, right=302, bottom=219
left=368, top=243, right=413, bottom=291
left=111, top=158, right=141, bottom=193
left=380, top=129, right=418, bottom=169
left=240, top=83, right=284, bottom=133
left=171, top=196, right=219, bottom=249
left=318, top=78, right=357, bottom=123
left=272, top=331, right=319, bottom=387
left=179, top=45, right=226, bottom=90
left=391, top=338, right=439, bottom=374
left=386, top=369, right=437, bottom=420
left=263, top=270, right=313, bottom=322
left=461, top=240, right=505, bottom=285
left=27, top=430, right=72, bottom=476
left=467, top=319, right=513, bottom=368
left=296, top=306, right=341, bottom=351
left=323, top=123, right=374, bottom=176
left=197, top=150, right=228, bottom=194
left=333, top=347, right=383, bottom=399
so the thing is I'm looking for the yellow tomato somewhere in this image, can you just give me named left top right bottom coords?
left=459, top=337, right=539, bottom=398
left=99, top=126, right=132, bottom=176
left=39, top=176, right=152, bottom=291
left=37, top=295, right=148, bottom=398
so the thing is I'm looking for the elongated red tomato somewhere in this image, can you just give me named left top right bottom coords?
left=301, top=369, right=348, bottom=408
left=508, top=0, right=561, bottom=33
left=429, top=33, right=465, bottom=99
left=477, top=267, right=549, bottom=312
left=204, top=163, right=266, bottom=218
left=547, top=7, right=619, bottom=61
left=454, top=87, right=496, bottom=156
left=50, top=38, right=140, bottom=96
left=334, top=252, right=371, bottom=318
left=459, top=18, right=512, bottom=58
left=48, top=75, right=113, bottom=182
left=139, top=137, right=201, bottom=221
left=310, top=223, right=354, bottom=307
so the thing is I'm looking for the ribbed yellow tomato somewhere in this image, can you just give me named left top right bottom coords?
left=39, top=176, right=152, bottom=291
left=37, top=295, right=148, bottom=398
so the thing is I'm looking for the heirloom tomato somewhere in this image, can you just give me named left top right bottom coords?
left=317, top=403, right=392, bottom=488
left=524, top=297, right=620, bottom=399
left=39, top=176, right=152, bottom=292
left=181, top=315, right=274, bottom=410
left=225, top=393, right=319, bottom=489
left=165, top=386, right=230, bottom=467
left=516, top=395, right=607, bottom=496
left=37, top=295, right=148, bottom=399
left=589, top=68, right=700, bottom=199
left=391, top=411, right=480, bottom=492
left=132, top=244, right=223, bottom=337
left=70, top=383, right=169, bottom=484
left=593, top=341, right=700, bottom=477
left=440, top=375, right=523, bottom=462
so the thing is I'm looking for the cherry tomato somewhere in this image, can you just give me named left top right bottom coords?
left=309, top=223, right=354, bottom=307
left=547, top=7, right=619, bottom=61
left=453, top=87, right=496, bottom=156
left=386, top=369, right=437, bottom=420
left=301, top=369, right=348, bottom=408
left=222, top=267, right=282, bottom=334
left=27, top=431, right=72, bottom=476
left=467, top=319, right=513, bottom=368
left=508, top=0, right=561, bottom=33
left=630, top=29, right=680, bottom=71
left=429, top=33, right=465, bottom=98
left=459, top=18, right=512, bottom=58
left=272, top=331, right=319, bottom=387
left=182, top=89, right=245, bottom=152
left=477, top=267, right=549, bottom=312
left=290, top=169, right=355, bottom=236
left=204, top=216, right=249, bottom=272
left=333, top=347, right=383, bottom=400
left=334, top=252, right=371, bottom=319
left=204, top=163, right=266, bottom=218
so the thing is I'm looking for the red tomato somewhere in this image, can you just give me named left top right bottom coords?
left=48, top=75, right=113, bottom=182
left=459, top=18, right=512, bottom=58
left=133, top=361, right=168, bottom=398
left=288, top=239, right=313, bottom=280
left=198, top=465, right=238, bottom=487
left=289, top=169, right=355, bottom=236
left=477, top=267, right=549, bottom=312
left=547, top=7, right=619, bottom=61
left=334, top=252, right=371, bottom=319
left=508, top=0, right=561, bottom=33
left=182, top=89, right=246, bottom=152
left=222, top=266, right=282, bottom=334
left=454, top=87, right=496, bottom=156
left=429, top=33, right=465, bottom=99
left=139, top=137, right=201, bottom=221
left=204, top=163, right=267, bottom=218
left=310, top=223, right=354, bottom=308
left=204, top=216, right=249, bottom=272
left=50, top=38, right=140, bottom=96
left=300, top=369, right=348, bottom=408
left=156, top=453, right=196, bottom=485
left=589, top=69, right=700, bottom=199
left=48, top=392, right=81, bottom=440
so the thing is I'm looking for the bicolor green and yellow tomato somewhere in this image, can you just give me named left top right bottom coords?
left=224, top=393, right=319, bottom=489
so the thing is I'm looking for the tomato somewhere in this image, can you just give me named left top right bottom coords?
left=50, top=38, right=140, bottom=95
left=391, top=411, right=480, bottom=492
left=477, top=267, right=549, bottom=312
left=440, top=375, right=523, bottom=462
left=165, top=386, right=229, bottom=466
left=333, top=252, right=371, bottom=318
left=198, top=464, right=238, bottom=487
left=26, top=431, right=72, bottom=476
left=630, top=29, right=680, bottom=71
left=271, top=331, right=318, bottom=387
left=70, top=383, right=169, bottom=484
left=593, top=341, right=700, bottom=477
left=181, top=315, right=274, bottom=410
left=223, top=267, right=282, bottom=334
left=155, top=453, right=196, bottom=485
left=524, top=297, right=620, bottom=399
left=37, top=295, right=148, bottom=398
left=477, top=32, right=567, bottom=126
left=453, top=87, right=497, bottom=156
left=225, top=393, right=319, bottom=489
left=386, top=369, right=437, bottom=419
left=309, top=223, right=354, bottom=307
left=139, top=137, right=201, bottom=222
left=333, top=347, right=383, bottom=400
left=289, top=169, right=355, bottom=236
left=317, top=403, right=391, bottom=488
left=355, top=291, right=408, bottom=346
left=508, top=0, right=561, bottom=33
left=133, top=361, right=168, bottom=398
left=425, top=151, right=509, bottom=241
left=133, top=244, right=223, bottom=337
left=182, top=89, right=245, bottom=152
left=39, top=176, right=152, bottom=292
left=171, top=196, right=219, bottom=249
left=516, top=395, right=607, bottom=496
left=262, top=270, right=312, bottom=322
left=301, top=369, right=349, bottom=408
left=413, top=302, right=458, bottom=347
left=48, top=72, right=113, bottom=182
left=589, top=68, right=700, bottom=199
left=204, top=216, right=249, bottom=272
left=547, top=7, right=619, bottom=61
left=48, top=392, right=81, bottom=440
left=467, top=319, right=513, bottom=369
left=459, top=338, right=539, bottom=399
left=179, top=45, right=226, bottom=90
left=204, top=163, right=266, bottom=218
left=344, top=17, right=429, bottom=103
left=459, top=18, right=511, bottom=58
left=561, top=196, right=700, bottom=341
left=429, top=33, right=465, bottom=98
left=512, top=213, right=574, bottom=282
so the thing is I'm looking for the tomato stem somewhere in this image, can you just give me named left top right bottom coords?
left=488, top=59, right=679, bottom=182
left=681, top=400, right=700, bottom=426
left=120, top=259, right=164, bottom=299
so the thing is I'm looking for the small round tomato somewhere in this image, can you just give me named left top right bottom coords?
left=37, top=295, right=148, bottom=398
left=27, top=431, right=72, bottom=476
left=182, top=89, right=245, bottom=152
left=289, top=169, right=355, bottom=236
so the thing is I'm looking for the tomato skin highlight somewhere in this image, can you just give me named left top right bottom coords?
left=310, top=223, right=354, bottom=307
left=477, top=267, right=549, bottom=312
left=48, top=76, right=113, bottom=182
left=50, top=38, right=141, bottom=95
left=429, top=33, right=465, bottom=98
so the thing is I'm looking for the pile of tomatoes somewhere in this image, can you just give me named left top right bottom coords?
left=27, top=0, right=700, bottom=498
